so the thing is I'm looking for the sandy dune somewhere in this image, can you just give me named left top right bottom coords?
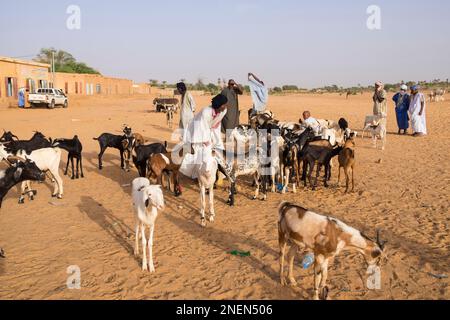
left=0, top=92, right=448, bottom=300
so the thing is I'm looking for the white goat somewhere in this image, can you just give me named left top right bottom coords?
left=132, top=178, right=165, bottom=272
left=198, top=149, right=218, bottom=227
left=367, top=119, right=387, bottom=150
left=1, top=145, right=63, bottom=202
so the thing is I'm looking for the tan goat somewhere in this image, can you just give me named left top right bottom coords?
left=338, top=138, right=356, bottom=193
left=147, top=153, right=182, bottom=197
left=278, top=202, right=386, bottom=300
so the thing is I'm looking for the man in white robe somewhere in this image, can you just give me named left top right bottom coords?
left=181, top=94, right=228, bottom=179
left=409, top=85, right=427, bottom=137
left=177, top=82, right=196, bottom=139
left=301, top=111, right=321, bottom=136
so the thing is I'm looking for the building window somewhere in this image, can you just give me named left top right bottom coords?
left=5, top=77, right=17, bottom=97
left=38, top=80, right=48, bottom=89
left=65, top=82, right=69, bottom=94
left=96, top=84, right=101, bottom=94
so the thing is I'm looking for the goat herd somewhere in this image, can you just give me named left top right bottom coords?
left=0, top=112, right=387, bottom=300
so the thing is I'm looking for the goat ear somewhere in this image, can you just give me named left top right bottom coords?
left=145, top=199, right=150, bottom=208
left=14, top=167, right=23, bottom=181
left=138, top=186, right=146, bottom=192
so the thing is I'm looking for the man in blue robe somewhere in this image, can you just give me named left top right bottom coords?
left=393, top=85, right=410, bottom=134
left=18, top=88, right=25, bottom=108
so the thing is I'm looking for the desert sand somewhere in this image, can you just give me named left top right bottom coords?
left=0, top=92, right=448, bottom=300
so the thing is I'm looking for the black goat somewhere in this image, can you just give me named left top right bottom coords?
left=3, top=132, right=52, bottom=155
left=93, top=133, right=129, bottom=170
left=53, top=136, right=84, bottom=179
left=133, top=142, right=168, bottom=177
left=0, top=131, right=19, bottom=143
left=302, top=140, right=342, bottom=190
left=0, top=158, right=46, bottom=208
left=0, top=158, right=46, bottom=257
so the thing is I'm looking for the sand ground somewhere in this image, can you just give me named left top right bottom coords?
left=0, top=92, right=448, bottom=300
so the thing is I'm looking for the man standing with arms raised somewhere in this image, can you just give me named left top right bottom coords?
left=221, top=79, right=243, bottom=135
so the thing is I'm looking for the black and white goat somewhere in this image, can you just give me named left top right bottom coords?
left=0, top=157, right=46, bottom=258
left=52, top=136, right=84, bottom=179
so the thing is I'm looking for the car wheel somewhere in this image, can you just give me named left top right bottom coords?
left=48, top=100, right=55, bottom=109
left=63, top=100, right=68, bottom=108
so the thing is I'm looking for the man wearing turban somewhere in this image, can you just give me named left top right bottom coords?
left=181, top=94, right=228, bottom=179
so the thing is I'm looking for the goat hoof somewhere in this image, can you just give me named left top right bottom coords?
left=18, top=199, right=25, bottom=204
left=71, top=177, right=75, bottom=180
left=142, top=264, right=148, bottom=272
left=30, top=196, right=34, bottom=201
left=289, top=279, right=298, bottom=286
left=0, top=249, right=5, bottom=258
left=281, top=278, right=287, bottom=287
left=209, top=216, right=215, bottom=223
left=320, top=287, right=329, bottom=300
left=201, top=218, right=207, bottom=228
left=57, top=195, right=63, bottom=199
left=149, top=265, right=156, bottom=273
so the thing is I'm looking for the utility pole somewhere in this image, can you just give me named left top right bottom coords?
left=51, top=50, right=56, bottom=88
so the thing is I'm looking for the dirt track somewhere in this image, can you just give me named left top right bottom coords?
left=0, top=93, right=449, bottom=300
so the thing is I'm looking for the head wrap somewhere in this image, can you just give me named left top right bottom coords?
left=400, top=84, right=408, bottom=91
left=176, top=82, right=187, bottom=92
left=375, top=81, right=383, bottom=87
left=211, top=94, right=228, bottom=109
left=411, top=85, right=420, bottom=91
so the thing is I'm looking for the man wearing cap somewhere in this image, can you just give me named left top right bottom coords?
left=393, top=85, right=411, bottom=134
left=221, top=79, right=243, bottom=134
left=373, top=81, right=388, bottom=118
left=409, top=85, right=427, bottom=137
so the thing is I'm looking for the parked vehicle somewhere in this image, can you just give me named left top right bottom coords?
left=153, top=96, right=179, bottom=113
left=28, top=88, right=68, bottom=109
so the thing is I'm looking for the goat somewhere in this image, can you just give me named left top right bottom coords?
left=122, top=133, right=145, bottom=172
left=0, top=157, right=46, bottom=258
left=368, top=118, right=387, bottom=150
left=280, top=128, right=316, bottom=194
left=132, top=178, right=165, bottom=272
left=278, top=202, right=387, bottom=300
left=338, top=138, right=356, bottom=193
left=14, top=148, right=64, bottom=202
left=132, top=142, right=168, bottom=178
left=147, top=153, right=182, bottom=197
left=0, top=131, right=19, bottom=143
left=93, top=133, right=128, bottom=170
left=3, top=132, right=52, bottom=155
left=52, top=136, right=84, bottom=179
left=198, top=149, right=218, bottom=227
left=166, top=106, right=175, bottom=129
left=0, top=157, right=46, bottom=208
left=301, top=140, right=340, bottom=190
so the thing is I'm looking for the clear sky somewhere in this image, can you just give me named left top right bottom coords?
left=1, top=0, right=449, bottom=88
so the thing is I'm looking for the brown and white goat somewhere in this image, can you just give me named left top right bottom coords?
left=147, top=153, right=182, bottom=197
left=338, top=138, right=356, bottom=193
left=278, top=202, right=386, bottom=300
left=122, top=133, right=145, bottom=171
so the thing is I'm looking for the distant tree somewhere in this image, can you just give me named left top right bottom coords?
left=282, top=85, right=299, bottom=91
left=35, top=48, right=100, bottom=75
left=272, top=87, right=283, bottom=93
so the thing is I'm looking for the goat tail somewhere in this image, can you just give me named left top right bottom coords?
left=278, top=201, right=292, bottom=222
left=93, top=137, right=99, bottom=141
left=164, top=141, right=168, bottom=149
